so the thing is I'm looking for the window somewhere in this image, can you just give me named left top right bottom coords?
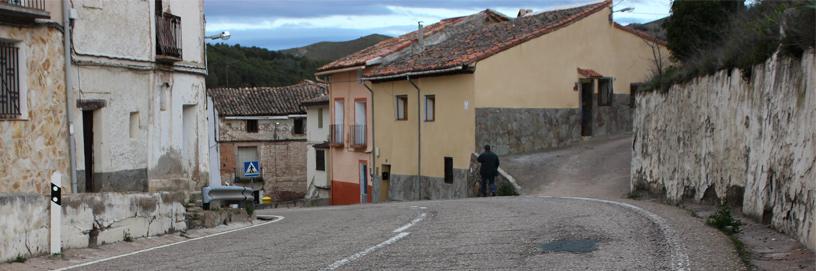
left=315, top=149, right=325, bottom=171
left=317, top=108, right=324, bottom=129
left=395, top=95, right=408, bottom=120
left=293, top=118, right=305, bottom=135
left=332, top=99, right=344, bottom=145
left=598, top=78, right=613, bottom=106
left=129, top=112, right=140, bottom=139
left=246, top=119, right=258, bottom=133
left=444, top=157, right=453, bottom=183
left=237, top=146, right=259, bottom=178
left=352, top=100, right=366, bottom=146
left=0, top=40, right=22, bottom=118
left=425, top=95, right=435, bottom=121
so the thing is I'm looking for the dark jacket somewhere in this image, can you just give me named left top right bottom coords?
left=477, top=151, right=500, bottom=178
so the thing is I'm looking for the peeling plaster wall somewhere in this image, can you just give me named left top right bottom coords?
left=218, top=117, right=306, bottom=142
left=69, top=0, right=209, bottom=192
left=632, top=51, right=816, bottom=249
left=0, top=192, right=186, bottom=262
left=0, top=25, right=69, bottom=194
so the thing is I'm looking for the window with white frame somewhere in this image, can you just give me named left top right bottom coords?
left=425, top=95, right=435, bottom=121
left=395, top=95, right=407, bottom=121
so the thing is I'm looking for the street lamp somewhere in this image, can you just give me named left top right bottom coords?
left=614, top=7, right=634, bottom=13
left=206, top=31, right=231, bottom=40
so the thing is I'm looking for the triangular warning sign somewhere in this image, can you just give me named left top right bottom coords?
left=246, top=163, right=258, bottom=174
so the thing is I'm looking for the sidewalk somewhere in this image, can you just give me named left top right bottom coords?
left=0, top=221, right=264, bottom=271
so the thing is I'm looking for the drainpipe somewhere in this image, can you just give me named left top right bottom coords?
left=63, top=0, right=78, bottom=193
left=361, top=81, right=377, bottom=203
left=408, top=77, right=422, bottom=200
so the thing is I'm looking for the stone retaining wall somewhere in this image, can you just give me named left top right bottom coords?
left=632, top=50, right=815, bottom=249
left=0, top=192, right=187, bottom=262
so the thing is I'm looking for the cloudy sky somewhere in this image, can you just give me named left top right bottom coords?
left=204, top=0, right=671, bottom=50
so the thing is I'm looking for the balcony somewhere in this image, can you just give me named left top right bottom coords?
left=155, top=12, right=182, bottom=62
left=349, top=124, right=366, bottom=149
left=0, top=0, right=50, bottom=23
left=330, top=124, right=344, bottom=147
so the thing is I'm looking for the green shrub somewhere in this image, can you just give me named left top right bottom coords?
left=11, top=255, right=26, bottom=263
left=706, top=203, right=744, bottom=234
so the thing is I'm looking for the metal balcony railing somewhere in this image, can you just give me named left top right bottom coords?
left=350, top=124, right=366, bottom=148
left=330, top=124, right=344, bottom=146
left=156, top=12, right=182, bottom=60
left=0, top=0, right=49, bottom=22
left=1, top=0, right=46, bottom=11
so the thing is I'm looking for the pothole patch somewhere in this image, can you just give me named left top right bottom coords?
left=538, top=239, right=599, bottom=254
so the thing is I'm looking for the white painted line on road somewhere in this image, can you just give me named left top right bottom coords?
left=323, top=232, right=411, bottom=271
left=540, top=196, right=690, bottom=271
left=393, top=212, right=427, bottom=233
left=323, top=210, right=426, bottom=270
left=52, top=215, right=285, bottom=271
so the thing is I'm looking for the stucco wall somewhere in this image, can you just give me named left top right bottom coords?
left=305, top=104, right=329, bottom=199
left=328, top=70, right=371, bottom=195
left=0, top=25, right=69, bottom=194
left=474, top=8, right=666, bottom=109
left=0, top=192, right=186, bottom=262
left=372, top=74, right=476, bottom=179
left=68, top=0, right=208, bottom=193
left=632, top=51, right=816, bottom=250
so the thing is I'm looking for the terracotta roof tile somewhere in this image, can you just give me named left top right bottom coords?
left=577, top=68, right=603, bottom=78
left=209, top=80, right=327, bottom=116
left=364, top=1, right=612, bottom=78
left=301, top=94, right=330, bottom=106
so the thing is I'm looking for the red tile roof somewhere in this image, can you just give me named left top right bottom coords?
left=209, top=80, right=327, bottom=116
left=577, top=68, right=603, bottom=78
left=317, top=10, right=510, bottom=73
left=613, top=22, right=668, bottom=46
left=363, top=1, right=612, bottom=78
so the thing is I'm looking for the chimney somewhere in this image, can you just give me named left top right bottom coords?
left=416, top=21, right=424, bottom=53
left=517, top=9, right=533, bottom=17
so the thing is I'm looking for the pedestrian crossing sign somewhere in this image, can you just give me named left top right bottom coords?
left=243, top=161, right=260, bottom=177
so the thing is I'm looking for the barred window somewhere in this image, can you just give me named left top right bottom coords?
left=0, top=41, right=20, bottom=118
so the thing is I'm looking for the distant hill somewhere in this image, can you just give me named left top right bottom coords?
left=206, top=43, right=322, bottom=88
left=280, top=34, right=391, bottom=62
left=627, top=17, right=668, bottom=41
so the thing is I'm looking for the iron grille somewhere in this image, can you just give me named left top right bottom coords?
left=1, top=0, right=47, bottom=11
left=0, top=41, right=20, bottom=118
left=350, top=124, right=366, bottom=147
left=330, top=124, right=344, bottom=146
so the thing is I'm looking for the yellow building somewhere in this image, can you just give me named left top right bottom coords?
left=359, top=0, right=668, bottom=200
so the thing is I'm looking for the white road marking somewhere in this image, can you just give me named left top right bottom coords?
left=324, top=209, right=427, bottom=270
left=393, top=212, right=426, bottom=233
left=540, top=196, right=690, bottom=271
left=52, top=215, right=285, bottom=271
left=323, top=232, right=411, bottom=271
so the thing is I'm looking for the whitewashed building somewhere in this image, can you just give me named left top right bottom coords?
left=70, top=0, right=209, bottom=192
left=302, top=95, right=330, bottom=204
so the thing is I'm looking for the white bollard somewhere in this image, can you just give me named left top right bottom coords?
left=50, top=172, right=62, bottom=255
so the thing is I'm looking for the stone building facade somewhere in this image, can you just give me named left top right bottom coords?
left=209, top=81, right=326, bottom=202
left=0, top=1, right=69, bottom=194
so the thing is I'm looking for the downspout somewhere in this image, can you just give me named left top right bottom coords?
left=361, top=81, right=377, bottom=203
left=408, top=77, right=422, bottom=200
left=63, top=0, right=78, bottom=193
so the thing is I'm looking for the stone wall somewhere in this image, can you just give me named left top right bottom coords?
left=475, top=94, right=632, bottom=156
left=632, top=51, right=816, bottom=250
left=0, top=25, right=69, bottom=194
left=0, top=192, right=186, bottom=262
left=219, top=141, right=307, bottom=202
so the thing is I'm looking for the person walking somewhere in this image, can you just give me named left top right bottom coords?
left=477, top=145, right=500, bottom=197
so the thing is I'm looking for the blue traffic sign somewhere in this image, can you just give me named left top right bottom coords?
left=243, top=161, right=260, bottom=177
